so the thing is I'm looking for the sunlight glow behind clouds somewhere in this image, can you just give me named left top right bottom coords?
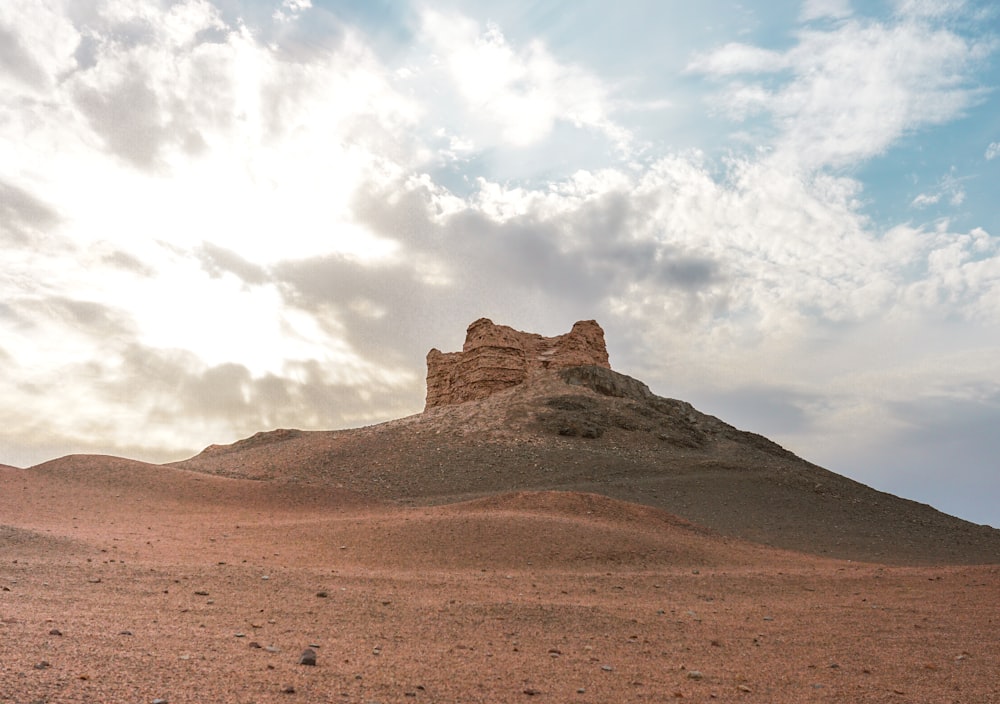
left=419, top=10, right=630, bottom=151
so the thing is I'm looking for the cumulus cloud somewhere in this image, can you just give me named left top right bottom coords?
left=690, top=13, right=990, bottom=168
left=273, top=0, right=312, bottom=23
left=909, top=167, right=969, bottom=209
left=986, top=142, right=1000, bottom=160
left=417, top=11, right=630, bottom=151
left=911, top=192, right=941, bottom=208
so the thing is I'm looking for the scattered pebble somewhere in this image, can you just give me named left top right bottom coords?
left=194, top=590, right=209, bottom=596
left=282, top=685, right=296, bottom=694
left=299, top=648, right=317, bottom=666
left=738, top=684, right=752, bottom=693
left=33, top=661, right=51, bottom=670
left=601, top=665, right=614, bottom=672
left=316, top=591, right=328, bottom=598
left=523, top=688, right=542, bottom=696
left=48, top=628, right=63, bottom=636
left=687, top=671, right=703, bottom=680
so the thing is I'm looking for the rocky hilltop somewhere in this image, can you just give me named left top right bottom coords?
left=425, top=318, right=610, bottom=409
left=170, top=319, right=1000, bottom=564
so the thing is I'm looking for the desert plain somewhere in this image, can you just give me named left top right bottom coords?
left=2, top=458, right=998, bottom=704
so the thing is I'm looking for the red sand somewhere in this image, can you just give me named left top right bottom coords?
left=2, top=463, right=998, bottom=703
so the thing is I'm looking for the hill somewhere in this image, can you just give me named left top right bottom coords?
left=172, top=363, right=1000, bottom=565
left=5, top=318, right=999, bottom=702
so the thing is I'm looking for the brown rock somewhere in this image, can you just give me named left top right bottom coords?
left=425, top=319, right=611, bottom=409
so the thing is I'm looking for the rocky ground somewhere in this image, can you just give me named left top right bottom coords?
left=2, top=463, right=999, bottom=703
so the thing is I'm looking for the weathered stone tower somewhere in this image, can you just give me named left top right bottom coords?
left=424, top=318, right=611, bottom=409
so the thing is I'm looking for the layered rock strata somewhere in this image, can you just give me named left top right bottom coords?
left=425, top=318, right=611, bottom=409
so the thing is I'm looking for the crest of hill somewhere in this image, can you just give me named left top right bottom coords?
left=26, top=453, right=369, bottom=511
left=425, top=318, right=610, bottom=409
left=338, top=491, right=807, bottom=571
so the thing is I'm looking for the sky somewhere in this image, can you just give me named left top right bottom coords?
left=2, top=0, right=999, bottom=527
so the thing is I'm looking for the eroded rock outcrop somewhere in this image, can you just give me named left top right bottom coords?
left=425, top=318, right=611, bottom=409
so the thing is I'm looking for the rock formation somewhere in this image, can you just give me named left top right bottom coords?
left=425, top=318, right=611, bottom=409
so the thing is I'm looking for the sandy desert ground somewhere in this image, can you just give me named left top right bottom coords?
left=2, top=459, right=998, bottom=704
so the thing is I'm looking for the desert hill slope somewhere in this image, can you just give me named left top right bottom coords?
left=172, top=363, right=1000, bottom=565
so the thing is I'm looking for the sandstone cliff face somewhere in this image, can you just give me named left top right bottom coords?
left=425, top=318, right=611, bottom=409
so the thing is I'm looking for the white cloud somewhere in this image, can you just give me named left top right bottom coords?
left=8, top=3, right=417, bottom=261
left=911, top=192, right=941, bottom=207
left=273, top=0, right=312, bottom=23
left=418, top=10, right=630, bottom=151
left=800, top=0, right=854, bottom=21
left=0, top=0, right=79, bottom=92
left=909, top=167, right=970, bottom=210
left=986, top=142, right=1000, bottom=160
left=687, top=43, right=786, bottom=75
left=691, top=16, right=990, bottom=168
left=359, top=146, right=1000, bottom=392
